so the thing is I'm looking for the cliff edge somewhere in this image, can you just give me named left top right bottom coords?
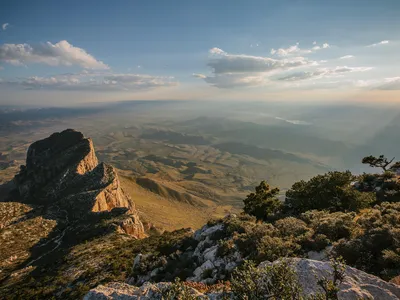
left=13, top=129, right=145, bottom=238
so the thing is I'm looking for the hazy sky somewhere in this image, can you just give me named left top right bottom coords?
left=1, top=0, right=400, bottom=105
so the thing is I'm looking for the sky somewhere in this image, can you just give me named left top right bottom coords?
left=0, top=0, right=400, bottom=106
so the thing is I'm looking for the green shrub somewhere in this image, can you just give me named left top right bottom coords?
left=285, top=171, right=373, bottom=214
left=231, top=260, right=303, bottom=300
left=243, top=181, right=283, bottom=221
left=254, top=235, right=300, bottom=263
left=315, top=257, right=346, bottom=300
left=217, top=239, right=236, bottom=258
left=275, top=217, right=310, bottom=237
left=160, top=278, right=198, bottom=300
left=314, top=212, right=357, bottom=241
left=233, top=223, right=278, bottom=258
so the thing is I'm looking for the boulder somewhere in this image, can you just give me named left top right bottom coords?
left=84, top=282, right=209, bottom=300
left=203, top=245, right=218, bottom=263
left=189, top=260, right=215, bottom=282
left=84, top=282, right=138, bottom=299
left=262, top=258, right=400, bottom=300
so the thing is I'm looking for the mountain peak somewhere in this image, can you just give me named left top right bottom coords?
left=13, top=129, right=144, bottom=238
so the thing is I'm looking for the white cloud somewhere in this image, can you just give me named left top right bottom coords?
left=270, top=43, right=308, bottom=57
left=2, top=23, right=9, bottom=30
left=0, top=72, right=178, bottom=91
left=192, top=73, right=207, bottom=79
left=376, top=77, right=400, bottom=90
left=195, top=48, right=315, bottom=88
left=339, top=55, right=354, bottom=59
left=367, top=40, right=389, bottom=47
left=203, top=73, right=269, bottom=89
left=209, top=47, right=226, bottom=55
left=194, top=46, right=374, bottom=90
left=0, top=40, right=109, bottom=69
left=271, top=42, right=330, bottom=57
left=349, top=77, right=400, bottom=90
left=277, top=66, right=372, bottom=81
left=207, top=48, right=312, bottom=74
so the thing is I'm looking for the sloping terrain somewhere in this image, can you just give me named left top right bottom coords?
left=119, top=174, right=237, bottom=231
left=0, top=130, right=145, bottom=298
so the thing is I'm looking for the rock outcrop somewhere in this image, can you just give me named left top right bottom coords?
left=129, top=220, right=242, bottom=286
left=13, top=129, right=145, bottom=238
left=86, top=258, right=400, bottom=299
left=275, top=258, right=400, bottom=299
left=84, top=282, right=207, bottom=300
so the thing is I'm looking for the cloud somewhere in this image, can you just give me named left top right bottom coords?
left=339, top=55, right=354, bottom=59
left=207, top=48, right=312, bottom=74
left=312, top=43, right=330, bottom=51
left=271, top=42, right=330, bottom=57
left=376, top=77, right=400, bottom=90
left=103, top=74, right=177, bottom=89
left=2, top=23, right=9, bottom=30
left=367, top=40, right=389, bottom=47
left=203, top=73, right=269, bottom=88
left=192, top=73, right=207, bottom=79
left=0, top=40, right=109, bottom=69
left=195, top=47, right=372, bottom=89
left=209, top=47, right=226, bottom=55
left=0, top=73, right=178, bottom=91
left=349, top=77, right=400, bottom=90
left=277, top=66, right=372, bottom=81
left=275, top=117, right=311, bottom=125
left=270, top=43, right=308, bottom=57
left=194, top=48, right=316, bottom=88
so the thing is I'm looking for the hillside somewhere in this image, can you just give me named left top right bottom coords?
left=119, top=174, right=236, bottom=231
left=84, top=162, right=400, bottom=299
left=1, top=129, right=400, bottom=299
left=0, top=130, right=146, bottom=298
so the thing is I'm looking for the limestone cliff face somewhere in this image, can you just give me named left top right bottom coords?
left=13, top=129, right=145, bottom=238
left=15, top=129, right=99, bottom=201
left=91, top=163, right=133, bottom=213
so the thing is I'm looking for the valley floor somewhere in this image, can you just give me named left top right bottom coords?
left=119, top=173, right=239, bottom=231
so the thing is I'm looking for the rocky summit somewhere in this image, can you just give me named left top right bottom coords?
left=0, top=129, right=147, bottom=298
left=13, top=129, right=145, bottom=237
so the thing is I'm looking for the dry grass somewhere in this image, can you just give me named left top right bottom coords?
left=119, top=174, right=239, bottom=231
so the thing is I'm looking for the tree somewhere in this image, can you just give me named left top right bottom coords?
left=285, top=171, right=374, bottom=214
left=362, top=155, right=396, bottom=172
left=243, top=181, right=282, bottom=221
left=390, top=161, right=400, bottom=172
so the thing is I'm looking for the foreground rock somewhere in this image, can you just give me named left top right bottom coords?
left=13, top=129, right=145, bottom=238
left=84, top=282, right=208, bottom=300
left=86, top=258, right=400, bottom=299
left=280, top=258, right=400, bottom=299
left=130, top=220, right=241, bottom=285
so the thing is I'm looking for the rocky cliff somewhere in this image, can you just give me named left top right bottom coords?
left=13, top=129, right=145, bottom=238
